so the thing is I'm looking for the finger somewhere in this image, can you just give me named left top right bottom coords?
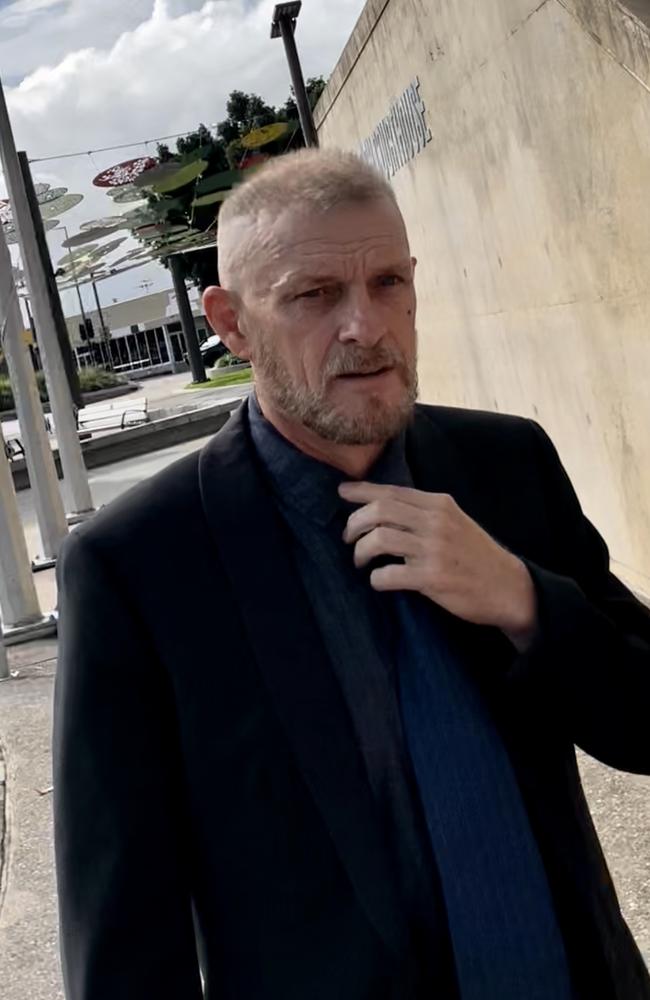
left=339, top=481, right=454, bottom=512
left=369, top=563, right=427, bottom=592
left=352, top=526, right=421, bottom=569
left=344, top=498, right=430, bottom=544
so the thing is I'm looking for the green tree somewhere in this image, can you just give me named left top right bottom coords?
left=176, top=123, right=214, bottom=157
left=278, top=76, right=326, bottom=120
left=138, top=82, right=320, bottom=288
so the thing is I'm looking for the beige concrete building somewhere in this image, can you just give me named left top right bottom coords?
left=315, top=0, right=650, bottom=598
left=64, top=289, right=210, bottom=375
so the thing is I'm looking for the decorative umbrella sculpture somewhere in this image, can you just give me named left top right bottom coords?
left=57, top=246, right=100, bottom=269
left=108, top=185, right=147, bottom=205
left=152, top=159, right=208, bottom=195
left=133, top=161, right=183, bottom=189
left=40, top=193, right=84, bottom=221
left=87, top=237, right=127, bottom=261
left=109, top=247, right=154, bottom=268
left=80, top=216, right=126, bottom=232
left=135, top=223, right=189, bottom=241
left=37, top=186, right=68, bottom=204
left=240, top=121, right=290, bottom=149
left=191, top=190, right=229, bottom=209
left=134, top=158, right=208, bottom=195
left=193, top=169, right=243, bottom=197
left=62, top=226, right=119, bottom=249
left=92, top=156, right=157, bottom=188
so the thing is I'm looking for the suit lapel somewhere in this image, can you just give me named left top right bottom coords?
left=406, top=406, right=477, bottom=512
left=198, top=402, right=410, bottom=960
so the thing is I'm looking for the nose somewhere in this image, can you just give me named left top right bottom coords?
left=337, top=287, right=385, bottom=347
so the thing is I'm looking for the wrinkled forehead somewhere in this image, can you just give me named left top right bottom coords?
left=221, top=197, right=410, bottom=296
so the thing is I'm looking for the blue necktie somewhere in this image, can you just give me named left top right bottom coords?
left=394, top=594, right=574, bottom=999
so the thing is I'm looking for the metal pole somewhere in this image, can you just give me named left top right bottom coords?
left=0, top=224, right=68, bottom=566
left=63, top=225, right=88, bottom=327
left=0, top=419, right=44, bottom=629
left=91, top=278, right=108, bottom=338
left=19, top=151, right=82, bottom=409
left=91, top=277, right=112, bottom=369
left=278, top=15, right=319, bottom=148
left=0, top=76, right=94, bottom=518
left=170, top=255, right=206, bottom=383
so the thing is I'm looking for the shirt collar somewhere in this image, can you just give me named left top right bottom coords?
left=248, top=394, right=413, bottom=527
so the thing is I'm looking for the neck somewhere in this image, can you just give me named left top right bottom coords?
left=256, top=394, right=385, bottom=479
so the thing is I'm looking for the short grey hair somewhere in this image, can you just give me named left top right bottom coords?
left=219, top=147, right=396, bottom=228
left=217, top=148, right=398, bottom=288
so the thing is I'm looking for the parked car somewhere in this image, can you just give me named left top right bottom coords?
left=184, top=335, right=228, bottom=370
left=200, top=335, right=228, bottom=369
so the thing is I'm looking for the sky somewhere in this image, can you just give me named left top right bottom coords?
left=0, top=0, right=364, bottom=315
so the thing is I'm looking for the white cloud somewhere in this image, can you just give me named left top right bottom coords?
left=0, top=0, right=364, bottom=309
left=0, top=0, right=66, bottom=30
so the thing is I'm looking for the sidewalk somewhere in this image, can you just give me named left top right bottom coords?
left=0, top=640, right=62, bottom=999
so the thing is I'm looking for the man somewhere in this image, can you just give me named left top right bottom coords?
left=54, top=149, right=650, bottom=1000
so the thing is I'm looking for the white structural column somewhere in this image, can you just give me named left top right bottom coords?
left=0, top=76, right=94, bottom=517
left=0, top=431, right=42, bottom=629
left=0, top=226, right=68, bottom=562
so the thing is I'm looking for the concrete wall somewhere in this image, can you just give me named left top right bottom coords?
left=315, top=0, right=650, bottom=596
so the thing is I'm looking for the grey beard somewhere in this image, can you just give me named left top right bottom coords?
left=253, top=341, right=418, bottom=445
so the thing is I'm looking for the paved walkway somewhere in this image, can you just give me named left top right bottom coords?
left=0, top=640, right=62, bottom=1000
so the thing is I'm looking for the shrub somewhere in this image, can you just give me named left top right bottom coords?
left=0, top=367, right=127, bottom=412
left=216, top=352, right=249, bottom=369
left=0, top=377, right=13, bottom=412
left=77, top=367, right=127, bottom=393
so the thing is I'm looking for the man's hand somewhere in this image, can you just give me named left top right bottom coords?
left=339, top=482, right=538, bottom=651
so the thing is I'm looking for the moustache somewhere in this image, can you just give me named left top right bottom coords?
left=323, top=346, right=410, bottom=381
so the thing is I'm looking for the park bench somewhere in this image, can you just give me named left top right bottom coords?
left=76, top=398, right=149, bottom=433
left=2, top=414, right=53, bottom=461
left=4, top=437, right=25, bottom=461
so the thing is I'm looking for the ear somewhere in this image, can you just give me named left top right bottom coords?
left=202, top=285, right=252, bottom=360
left=411, top=256, right=418, bottom=274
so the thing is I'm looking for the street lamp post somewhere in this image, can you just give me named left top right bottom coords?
left=271, top=2, right=319, bottom=149
left=0, top=74, right=94, bottom=521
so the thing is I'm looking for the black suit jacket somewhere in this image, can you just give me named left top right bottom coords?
left=53, top=401, right=650, bottom=1000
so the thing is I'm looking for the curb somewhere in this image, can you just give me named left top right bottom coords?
left=0, top=381, right=140, bottom=423
left=9, top=397, right=241, bottom=490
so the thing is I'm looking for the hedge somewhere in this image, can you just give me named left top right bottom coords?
left=0, top=367, right=127, bottom=413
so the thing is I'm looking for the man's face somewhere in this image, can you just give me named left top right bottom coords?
left=223, top=196, right=418, bottom=445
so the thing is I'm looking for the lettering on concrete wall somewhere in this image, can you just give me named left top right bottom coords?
left=359, top=78, right=432, bottom=179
